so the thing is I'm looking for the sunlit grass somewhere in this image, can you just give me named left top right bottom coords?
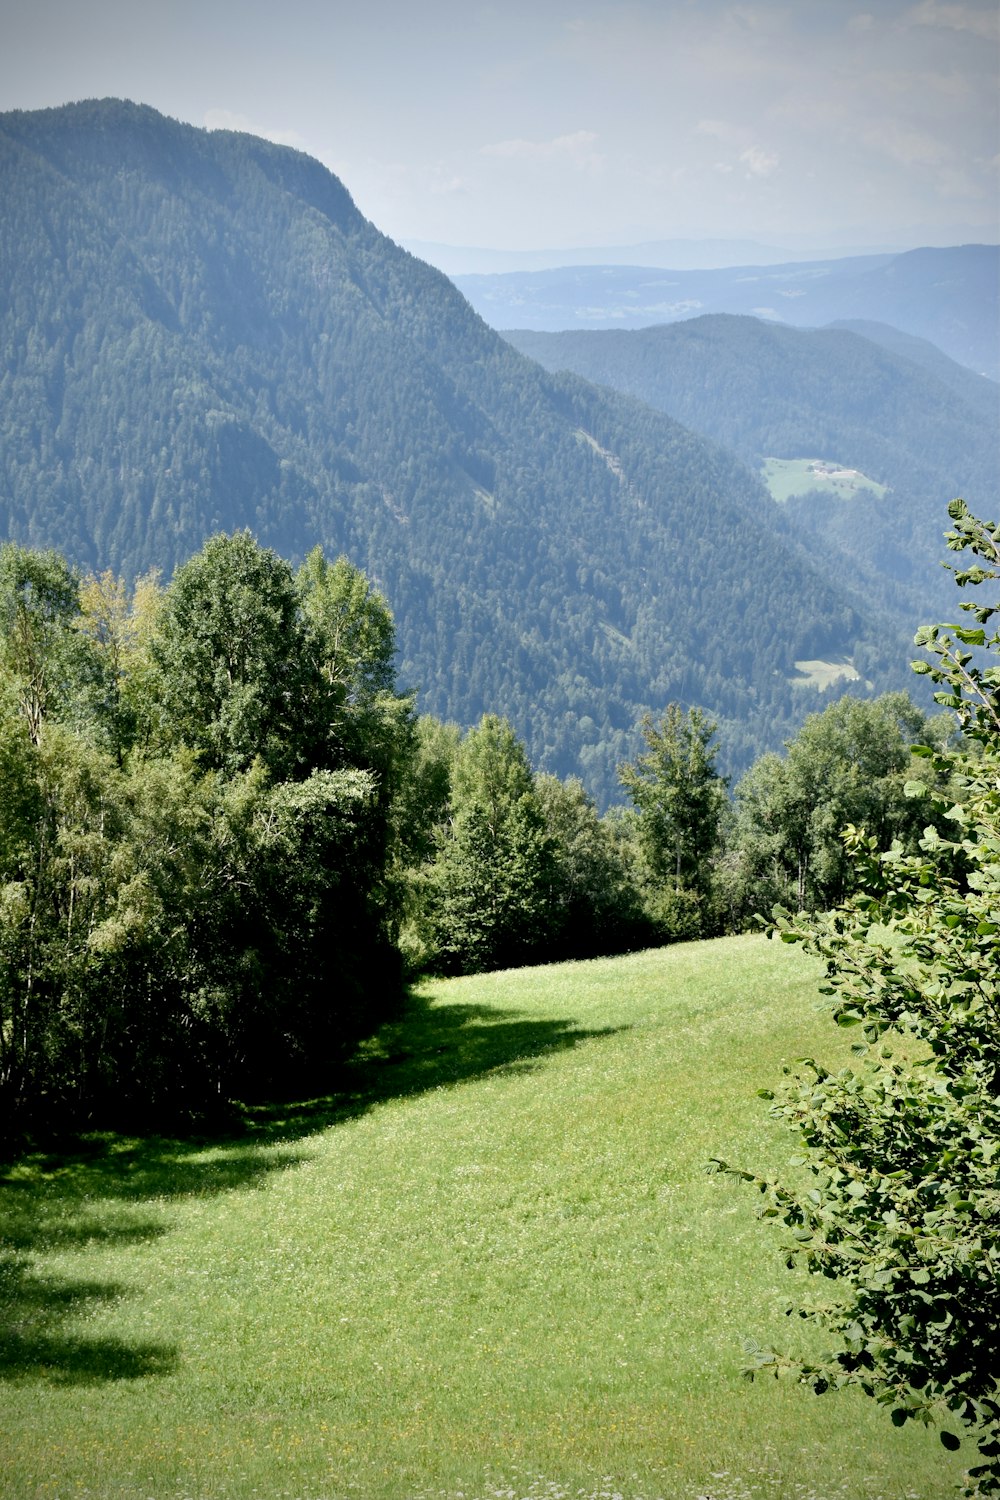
left=0, top=935, right=965, bottom=1499
left=761, top=456, right=887, bottom=504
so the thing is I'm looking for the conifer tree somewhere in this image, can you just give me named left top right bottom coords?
left=618, top=704, right=726, bottom=937
left=429, top=715, right=556, bottom=974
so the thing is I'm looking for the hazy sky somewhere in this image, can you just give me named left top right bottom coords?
left=1, top=0, right=997, bottom=253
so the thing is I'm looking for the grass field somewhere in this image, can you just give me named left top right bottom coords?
left=761, top=458, right=888, bottom=505
left=791, top=657, right=863, bottom=691
left=0, top=936, right=966, bottom=1500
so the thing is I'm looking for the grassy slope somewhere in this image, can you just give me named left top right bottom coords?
left=760, top=458, right=887, bottom=505
left=0, top=936, right=965, bottom=1500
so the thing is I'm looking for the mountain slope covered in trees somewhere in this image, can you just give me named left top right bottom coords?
left=505, top=316, right=1000, bottom=620
left=0, top=100, right=911, bottom=798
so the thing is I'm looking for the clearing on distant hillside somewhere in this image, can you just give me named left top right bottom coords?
left=790, top=655, right=865, bottom=691
left=762, top=457, right=888, bottom=504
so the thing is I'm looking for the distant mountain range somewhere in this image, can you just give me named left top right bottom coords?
left=0, top=100, right=986, bottom=799
left=403, top=237, right=921, bottom=276
left=455, top=247, right=1000, bottom=380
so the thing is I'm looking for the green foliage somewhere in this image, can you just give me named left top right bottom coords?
left=721, top=692, right=952, bottom=924
left=394, top=713, right=461, bottom=871
left=618, top=704, right=726, bottom=938
left=76, top=566, right=164, bottom=760
left=296, top=546, right=416, bottom=830
left=0, top=533, right=407, bottom=1142
left=710, top=501, right=1000, bottom=1492
left=298, top=547, right=397, bottom=705
left=424, top=715, right=558, bottom=975
left=408, top=719, right=653, bottom=976
left=149, top=531, right=315, bottom=779
left=534, top=773, right=651, bottom=958
left=0, top=544, right=102, bottom=745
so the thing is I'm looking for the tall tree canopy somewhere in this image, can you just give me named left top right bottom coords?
left=618, top=704, right=726, bottom=938
left=0, top=533, right=409, bottom=1141
left=149, top=531, right=315, bottom=779
left=722, top=692, right=951, bottom=922
left=425, top=715, right=558, bottom=975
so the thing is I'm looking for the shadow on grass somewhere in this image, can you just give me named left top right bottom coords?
left=0, top=986, right=620, bottom=1385
left=239, top=986, right=625, bottom=1143
left=0, top=1253, right=178, bottom=1383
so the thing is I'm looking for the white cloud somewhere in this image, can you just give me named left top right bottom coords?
left=430, top=173, right=468, bottom=197
left=697, top=121, right=778, bottom=178
left=203, top=109, right=305, bottom=149
left=904, top=1, right=1000, bottom=39
left=740, top=145, right=779, bottom=177
left=480, top=130, right=605, bottom=170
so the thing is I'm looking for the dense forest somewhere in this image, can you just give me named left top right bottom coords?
left=0, top=531, right=952, bottom=1145
left=506, top=315, right=1000, bottom=621
left=0, top=100, right=917, bottom=802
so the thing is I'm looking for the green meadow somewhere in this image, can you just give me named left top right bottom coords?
left=761, top=458, right=888, bottom=505
left=1, top=936, right=964, bottom=1500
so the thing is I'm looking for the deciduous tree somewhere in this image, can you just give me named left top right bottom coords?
left=710, top=501, right=1000, bottom=1493
left=721, top=692, right=952, bottom=923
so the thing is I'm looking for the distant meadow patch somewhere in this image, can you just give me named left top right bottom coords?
left=761, top=456, right=887, bottom=505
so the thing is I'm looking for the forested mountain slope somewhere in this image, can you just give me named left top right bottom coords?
left=457, top=246, right=1000, bottom=379
left=0, top=100, right=909, bottom=798
left=827, top=320, right=1000, bottom=421
left=506, top=316, right=1000, bottom=619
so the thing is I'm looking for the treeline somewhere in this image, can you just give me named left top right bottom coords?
left=0, top=533, right=411, bottom=1140
left=0, top=532, right=951, bottom=1145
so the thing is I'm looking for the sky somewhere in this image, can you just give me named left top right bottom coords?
left=1, top=0, right=998, bottom=263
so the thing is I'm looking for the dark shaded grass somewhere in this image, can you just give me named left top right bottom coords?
left=0, top=983, right=618, bottom=1388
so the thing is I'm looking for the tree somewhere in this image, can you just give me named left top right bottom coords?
left=427, top=715, right=557, bottom=974
left=618, top=704, right=726, bottom=938
left=535, top=773, right=648, bottom=958
left=149, top=531, right=317, bottom=779
left=76, top=567, right=163, bottom=761
left=0, top=534, right=410, bottom=1139
left=296, top=545, right=415, bottom=825
left=0, top=544, right=98, bottom=745
left=721, top=693, right=952, bottom=924
left=710, top=501, right=1000, bottom=1493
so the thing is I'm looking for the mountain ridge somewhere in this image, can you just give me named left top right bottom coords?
left=0, top=99, right=923, bottom=800
left=455, top=246, right=1000, bottom=379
